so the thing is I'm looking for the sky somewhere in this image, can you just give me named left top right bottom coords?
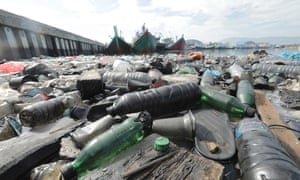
left=1, top=0, right=300, bottom=44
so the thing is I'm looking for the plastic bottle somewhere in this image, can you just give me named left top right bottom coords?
left=200, top=86, right=255, bottom=117
left=236, top=80, right=255, bottom=107
left=228, top=63, right=244, bottom=79
left=252, top=63, right=300, bottom=78
left=200, top=69, right=214, bottom=87
left=235, top=117, right=300, bottom=180
left=8, top=75, right=38, bottom=90
left=102, top=71, right=152, bottom=88
left=70, top=115, right=116, bottom=148
left=106, top=82, right=201, bottom=117
left=240, top=69, right=254, bottom=83
left=60, top=115, right=146, bottom=179
left=19, top=96, right=66, bottom=127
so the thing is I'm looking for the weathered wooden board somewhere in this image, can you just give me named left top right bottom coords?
left=82, top=134, right=224, bottom=180
left=255, top=90, right=300, bottom=167
left=0, top=117, right=82, bottom=180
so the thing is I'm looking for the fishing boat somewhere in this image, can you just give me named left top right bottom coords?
left=155, top=36, right=167, bottom=53
left=166, top=35, right=186, bottom=51
left=104, top=26, right=132, bottom=55
left=133, top=24, right=157, bottom=54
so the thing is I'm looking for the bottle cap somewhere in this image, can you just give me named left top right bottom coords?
left=60, top=163, right=77, bottom=180
left=245, top=106, right=256, bottom=117
left=153, top=136, right=169, bottom=152
left=138, top=111, right=152, bottom=134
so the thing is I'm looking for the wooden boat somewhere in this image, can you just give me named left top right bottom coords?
left=155, top=36, right=167, bottom=52
left=166, top=35, right=186, bottom=51
left=133, top=25, right=156, bottom=54
left=104, top=26, right=132, bottom=55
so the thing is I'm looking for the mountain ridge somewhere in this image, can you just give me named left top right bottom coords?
left=221, top=36, right=300, bottom=45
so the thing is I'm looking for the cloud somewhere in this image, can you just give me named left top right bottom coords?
left=136, top=0, right=152, bottom=7
left=0, top=0, right=299, bottom=44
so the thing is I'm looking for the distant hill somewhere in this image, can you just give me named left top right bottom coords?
left=185, top=39, right=206, bottom=48
left=221, top=37, right=300, bottom=45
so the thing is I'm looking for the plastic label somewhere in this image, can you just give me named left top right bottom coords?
left=235, top=120, right=267, bottom=138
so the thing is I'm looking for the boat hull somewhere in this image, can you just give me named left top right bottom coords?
left=133, top=31, right=157, bottom=54
left=104, top=37, right=132, bottom=55
left=167, top=37, right=185, bottom=51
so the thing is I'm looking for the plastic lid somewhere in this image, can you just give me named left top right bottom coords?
left=153, top=136, right=169, bottom=152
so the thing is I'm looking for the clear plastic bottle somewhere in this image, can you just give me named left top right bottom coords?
left=70, top=115, right=115, bottom=148
left=102, top=71, right=151, bottom=88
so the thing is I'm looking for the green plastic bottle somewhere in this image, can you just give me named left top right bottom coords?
left=236, top=80, right=255, bottom=107
left=200, top=86, right=255, bottom=117
left=60, top=116, right=145, bottom=179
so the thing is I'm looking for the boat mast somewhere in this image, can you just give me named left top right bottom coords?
left=113, top=25, right=120, bottom=52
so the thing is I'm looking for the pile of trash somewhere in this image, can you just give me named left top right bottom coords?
left=0, top=52, right=299, bottom=180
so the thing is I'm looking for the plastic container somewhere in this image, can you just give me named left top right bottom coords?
left=107, top=82, right=201, bottom=117
left=76, top=70, right=104, bottom=100
left=235, top=117, right=300, bottom=180
left=228, top=63, right=244, bottom=78
left=200, top=86, right=255, bottom=117
left=60, top=115, right=146, bottom=179
left=236, top=80, right=255, bottom=107
left=252, top=63, right=300, bottom=78
left=19, top=96, right=66, bottom=127
left=152, top=110, right=195, bottom=141
left=103, top=71, right=151, bottom=88
left=70, top=115, right=116, bottom=148
left=200, top=69, right=214, bottom=87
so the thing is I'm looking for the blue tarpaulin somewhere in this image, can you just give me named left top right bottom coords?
left=280, top=52, right=300, bottom=60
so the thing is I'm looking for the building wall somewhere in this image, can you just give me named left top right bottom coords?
left=0, top=9, right=104, bottom=59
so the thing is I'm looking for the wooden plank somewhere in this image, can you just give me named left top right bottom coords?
left=255, top=90, right=300, bottom=167
left=82, top=134, right=224, bottom=180
left=0, top=117, right=83, bottom=180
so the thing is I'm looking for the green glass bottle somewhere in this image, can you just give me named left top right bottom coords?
left=60, top=116, right=145, bottom=179
left=200, top=86, right=255, bottom=117
left=236, top=80, right=255, bottom=107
